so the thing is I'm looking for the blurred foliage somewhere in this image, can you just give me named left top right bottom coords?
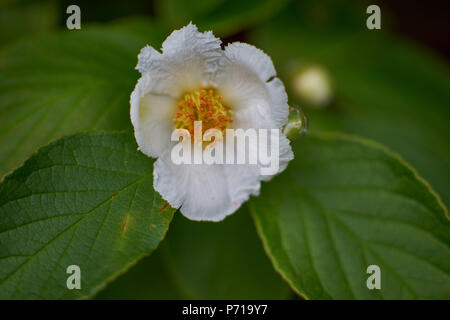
left=0, top=18, right=165, bottom=177
left=58, top=0, right=153, bottom=23
left=154, top=0, right=290, bottom=37
left=0, top=0, right=59, bottom=46
left=0, top=0, right=290, bottom=44
left=249, top=1, right=450, bottom=206
left=97, top=208, right=292, bottom=299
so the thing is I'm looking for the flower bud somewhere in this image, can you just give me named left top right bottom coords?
left=292, top=66, right=332, bottom=107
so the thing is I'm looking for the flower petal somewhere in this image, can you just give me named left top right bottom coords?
left=224, top=163, right=261, bottom=206
left=153, top=147, right=261, bottom=222
left=260, top=132, right=294, bottom=181
left=136, top=45, right=162, bottom=75
left=224, top=42, right=276, bottom=82
left=136, top=23, right=223, bottom=96
left=218, top=43, right=289, bottom=129
left=130, top=73, right=176, bottom=158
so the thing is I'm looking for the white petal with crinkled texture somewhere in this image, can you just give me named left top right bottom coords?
left=218, top=43, right=289, bottom=130
left=136, top=45, right=161, bottom=75
left=136, top=23, right=223, bottom=97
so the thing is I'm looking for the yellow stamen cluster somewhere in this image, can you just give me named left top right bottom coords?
left=173, top=88, right=233, bottom=137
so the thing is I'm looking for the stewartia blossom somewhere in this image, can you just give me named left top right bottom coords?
left=130, top=23, right=293, bottom=221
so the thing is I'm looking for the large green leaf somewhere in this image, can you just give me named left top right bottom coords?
left=96, top=207, right=292, bottom=299
left=0, top=0, right=59, bottom=47
left=0, top=132, right=174, bottom=299
left=250, top=3, right=450, bottom=206
left=0, top=18, right=166, bottom=178
left=155, top=0, right=290, bottom=37
left=249, top=133, right=450, bottom=299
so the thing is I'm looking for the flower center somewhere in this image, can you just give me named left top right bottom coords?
left=173, top=88, right=233, bottom=136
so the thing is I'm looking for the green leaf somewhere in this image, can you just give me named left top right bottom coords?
left=155, top=0, right=290, bottom=37
left=0, top=0, right=59, bottom=47
left=0, top=132, right=174, bottom=299
left=96, top=207, right=292, bottom=299
left=0, top=18, right=166, bottom=178
left=250, top=5, right=450, bottom=206
left=249, top=133, right=450, bottom=299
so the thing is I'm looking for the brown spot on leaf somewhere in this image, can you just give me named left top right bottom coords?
left=159, top=201, right=169, bottom=212
left=121, top=213, right=129, bottom=233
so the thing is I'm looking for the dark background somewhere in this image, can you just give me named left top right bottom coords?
left=55, top=0, right=450, bottom=60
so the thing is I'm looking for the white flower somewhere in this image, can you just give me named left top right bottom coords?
left=130, top=23, right=293, bottom=221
